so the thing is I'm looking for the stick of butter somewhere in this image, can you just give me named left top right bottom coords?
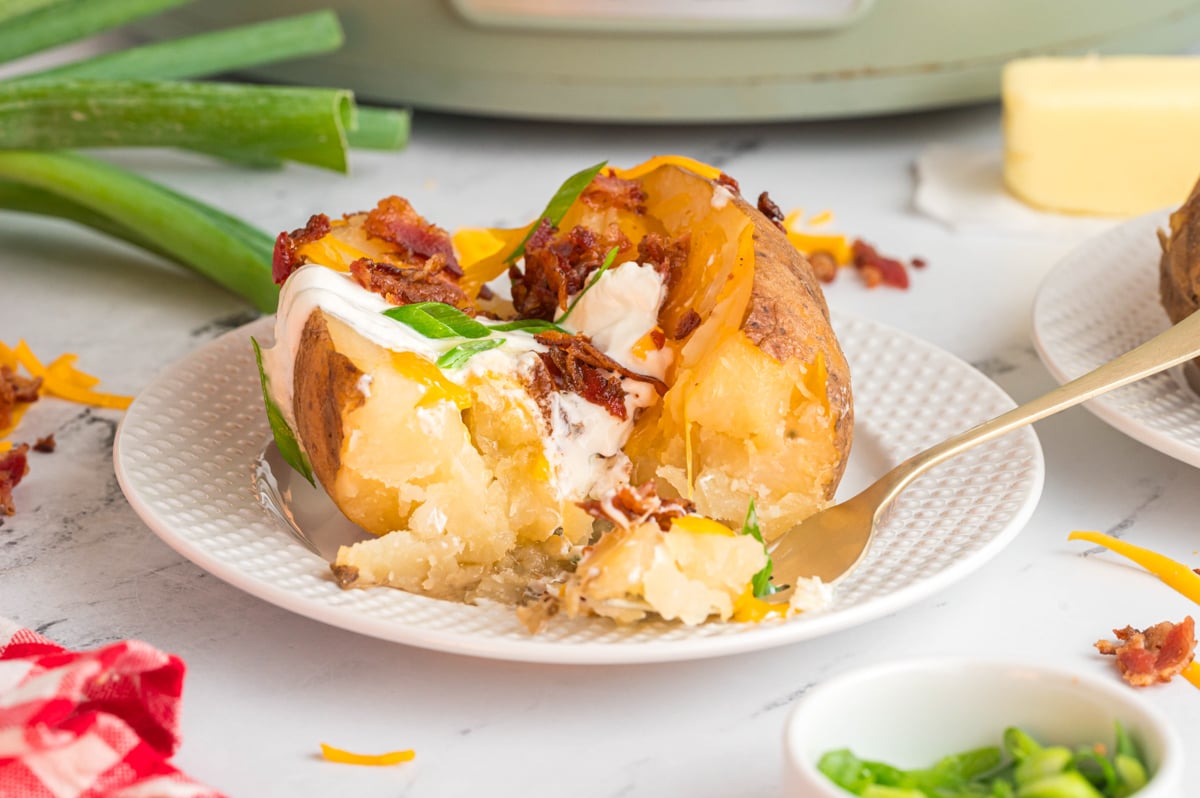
left=1003, top=56, right=1200, bottom=217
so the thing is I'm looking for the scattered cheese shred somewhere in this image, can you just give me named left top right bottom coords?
left=319, top=743, right=415, bottom=766
left=1184, top=661, right=1200, bottom=689
left=782, top=210, right=853, bottom=265
left=1068, top=530, right=1200, bottom=604
left=12, top=340, right=132, bottom=411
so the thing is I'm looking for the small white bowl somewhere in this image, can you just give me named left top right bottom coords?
left=784, top=658, right=1184, bottom=797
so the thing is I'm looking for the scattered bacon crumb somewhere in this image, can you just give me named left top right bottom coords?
left=912, top=257, right=927, bottom=269
left=756, top=192, right=787, bottom=233
left=851, top=239, right=910, bottom=289
left=808, top=251, right=838, bottom=283
left=636, top=232, right=690, bottom=295
left=272, top=213, right=331, bottom=284
left=672, top=309, right=702, bottom=341
left=363, top=196, right=462, bottom=276
left=0, top=443, right=29, bottom=516
left=349, top=258, right=471, bottom=310
left=1095, top=616, right=1197, bottom=687
left=33, top=434, right=55, bottom=453
left=1, top=365, right=41, bottom=429
left=578, top=481, right=695, bottom=531
left=581, top=172, right=647, bottom=213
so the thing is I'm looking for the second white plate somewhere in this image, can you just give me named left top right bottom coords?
left=114, top=313, right=1044, bottom=664
left=1032, top=210, right=1200, bottom=468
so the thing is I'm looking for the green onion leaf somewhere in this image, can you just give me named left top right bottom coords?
left=348, top=106, right=411, bottom=151
left=383, top=302, right=493, bottom=339
left=0, top=151, right=278, bottom=311
left=557, top=245, right=618, bottom=325
left=251, top=337, right=314, bottom=485
left=437, top=338, right=505, bottom=369
left=21, top=9, right=345, bottom=82
left=0, top=79, right=355, bottom=172
left=504, top=160, right=607, bottom=262
left=740, top=498, right=776, bottom=598
left=489, top=318, right=568, bottom=335
left=0, top=0, right=189, bottom=66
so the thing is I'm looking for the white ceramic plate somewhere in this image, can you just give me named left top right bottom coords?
left=1032, top=210, right=1200, bottom=468
left=114, top=314, right=1043, bottom=664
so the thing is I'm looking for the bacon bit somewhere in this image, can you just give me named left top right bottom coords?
left=636, top=232, right=690, bottom=295
left=533, top=330, right=666, bottom=420
left=1096, top=617, right=1196, bottom=687
left=912, top=257, right=927, bottom=269
left=319, top=743, right=415, bottom=766
left=1, top=365, right=41, bottom=430
left=512, top=222, right=628, bottom=320
left=672, top=309, right=702, bottom=341
left=757, top=192, right=787, bottom=233
left=349, top=258, right=471, bottom=309
left=808, top=250, right=838, bottom=283
left=581, top=172, right=647, bottom=213
left=852, top=239, right=909, bottom=289
left=272, top=213, right=331, bottom=284
left=716, top=172, right=741, bottom=195
left=0, top=443, right=29, bottom=516
left=578, top=481, right=695, bottom=531
left=33, top=434, right=55, bottom=453
left=535, top=330, right=667, bottom=395
left=363, top=196, right=461, bottom=276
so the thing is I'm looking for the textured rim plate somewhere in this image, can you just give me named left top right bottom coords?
left=114, top=314, right=1043, bottom=664
left=1032, top=210, right=1200, bottom=468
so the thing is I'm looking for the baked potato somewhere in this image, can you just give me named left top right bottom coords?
left=259, top=155, right=852, bottom=624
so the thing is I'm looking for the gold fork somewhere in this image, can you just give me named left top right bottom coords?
left=765, top=309, right=1200, bottom=602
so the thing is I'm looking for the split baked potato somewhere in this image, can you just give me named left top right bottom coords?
left=260, top=156, right=852, bottom=624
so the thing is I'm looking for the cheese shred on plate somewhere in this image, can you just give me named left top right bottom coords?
left=319, top=743, right=415, bottom=766
left=0, top=339, right=133, bottom=453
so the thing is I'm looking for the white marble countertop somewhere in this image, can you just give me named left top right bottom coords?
left=4, top=104, right=1199, bottom=796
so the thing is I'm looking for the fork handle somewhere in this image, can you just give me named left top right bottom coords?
left=866, top=308, right=1200, bottom=510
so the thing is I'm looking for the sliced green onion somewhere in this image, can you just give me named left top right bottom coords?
left=383, top=302, right=492, bottom=339
left=347, top=106, right=411, bottom=151
left=739, top=498, right=776, bottom=598
left=504, top=160, right=606, bottom=262
left=0, top=0, right=190, bottom=66
left=0, top=0, right=68, bottom=27
left=0, top=151, right=278, bottom=311
left=557, top=245, right=618, bottom=324
left=437, top=338, right=504, bottom=369
left=0, top=80, right=355, bottom=172
left=21, top=10, right=345, bottom=82
left=252, top=337, right=314, bottom=485
left=489, top=318, right=568, bottom=335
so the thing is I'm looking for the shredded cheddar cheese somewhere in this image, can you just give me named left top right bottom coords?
left=1, top=340, right=134, bottom=453
left=671, top=515, right=734, bottom=536
left=319, top=743, right=415, bottom=766
left=732, top=589, right=788, bottom=623
left=783, top=210, right=853, bottom=265
left=1184, top=661, right=1200, bottom=689
left=1068, top=530, right=1200, bottom=604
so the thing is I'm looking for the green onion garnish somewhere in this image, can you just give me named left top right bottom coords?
left=488, top=319, right=568, bottom=335
left=251, top=337, right=314, bottom=485
left=740, top=498, right=776, bottom=598
left=437, top=338, right=505, bottom=369
left=557, top=245, right=619, bottom=325
left=383, top=302, right=493, bottom=340
left=504, top=160, right=607, bottom=263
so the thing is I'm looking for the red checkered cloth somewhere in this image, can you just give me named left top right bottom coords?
left=0, top=617, right=223, bottom=798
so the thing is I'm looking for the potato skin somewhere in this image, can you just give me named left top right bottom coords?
left=292, top=310, right=364, bottom=499
left=1161, top=178, right=1200, bottom=326
left=734, top=192, right=854, bottom=494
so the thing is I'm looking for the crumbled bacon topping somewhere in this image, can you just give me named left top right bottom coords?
left=852, top=239, right=910, bottom=289
left=757, top=192, right=787, bottom=233
left=349, top=258, right=471, bottom=310
left=1095, top=616, right=1196, bottom=687
left=272, top=213, right=331, bottom=284
left=636, top=232, right=690, bottom=295
left=511, top=222, right=629, bottom=320
left=33, top=434, right=55, bottom=453
left=716, top=172, right=741, bottom=195
left=1, top=365, right=41, bottom=430
left=808, top=251, right=838, bottom=283
left=581, top=172, right=647, bottom=213
left=578, top=481, right=695, bottom=532
left=0, top=443, right=30, bottom=516
left=671, top=309, right=701, bottom=341
left=363, top=196, right=462, bottom=276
